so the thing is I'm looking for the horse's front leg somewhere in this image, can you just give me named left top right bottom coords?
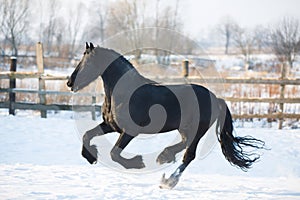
left=110, top=133, right=145, bottom=169
left=82, top=122, right=114, bottom=164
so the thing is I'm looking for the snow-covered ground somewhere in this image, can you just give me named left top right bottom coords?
left=0, top=115, right=300, bottom=199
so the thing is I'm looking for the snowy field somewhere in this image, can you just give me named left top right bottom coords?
left=0, top=115, right=300, bottom=199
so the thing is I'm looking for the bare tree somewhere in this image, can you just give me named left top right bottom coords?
left=253, top=25, right=270, bottom=53
left=0, top=0, right=30, bottom=56
left=97, top=0, right=186, bottom=64
left=232, top=23, right=256, bottom=68
left=52, top=17, right=67, bottom=56
left=270, top=16, right=300, bottom=70
left=154, top=0, right=183, bottom=64
left=217, top=16, right=236, bottom=54
left=42, top=0, right=60, bottom=55
left=83, top=0, right=109, bottom=43
left=106, top=0, right=147, bottom=60
left=154, top=0, right=160, bottom=62
left=67, top=3, right=84, bottom=58
left=97, top=2, right=108, bottom=43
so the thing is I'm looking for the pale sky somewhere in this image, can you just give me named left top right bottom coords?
left=59, top=0, right=300, bottom=39
left=182, top=0, right=300, bottom=36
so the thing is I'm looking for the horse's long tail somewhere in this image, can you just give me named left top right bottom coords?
left=216, top=98, right=265, bottom=171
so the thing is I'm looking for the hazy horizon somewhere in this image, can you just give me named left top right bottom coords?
left=60, top=0, right=300, bottom=38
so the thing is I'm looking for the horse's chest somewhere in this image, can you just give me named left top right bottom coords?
left=102, top=98, right=121, bottom=132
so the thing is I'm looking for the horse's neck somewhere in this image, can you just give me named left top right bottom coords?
left=101, top=58, right=144, bottom=96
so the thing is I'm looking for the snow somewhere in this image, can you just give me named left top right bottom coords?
left=0, top=115, right=300, bottom=199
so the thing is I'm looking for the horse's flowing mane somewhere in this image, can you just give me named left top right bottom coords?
left=98, top=47, right=157, bottom=85
left=101, top=47, right=134, bottom=67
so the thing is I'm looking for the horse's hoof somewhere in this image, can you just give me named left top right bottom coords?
left=82, top=144, right=98, bottom=164
left=159, top=172, right=181, bottom=189
left=125, top=155, right=145, bottom=169
left=132, top=155, right=146, bottom=169
left=156, top=149, right=176, bottom=165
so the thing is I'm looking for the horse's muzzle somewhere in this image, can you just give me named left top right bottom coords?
left=67, top=79, right=73, bottom=88
left=67, top=80, right=77, bottom=92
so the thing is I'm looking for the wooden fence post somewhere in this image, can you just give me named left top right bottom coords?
left=36, top=42, right=47, bottom=118
left=9, top=57, right=17, bottom=115
left=279, top=62, right=286, bottom=129
left=182, top=59, right=189, bottom=77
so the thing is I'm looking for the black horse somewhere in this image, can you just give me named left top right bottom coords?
left=67, top=43, right=264, bottom=189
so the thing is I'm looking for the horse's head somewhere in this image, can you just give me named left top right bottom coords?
left=67, top=43, right=130, bottom=92
left=67, top=42, right=98, bottom=92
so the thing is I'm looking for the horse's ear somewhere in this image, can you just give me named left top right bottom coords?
left=86, top=42, right=89, bottom=49
left=90, top=42, right=94, bottom=50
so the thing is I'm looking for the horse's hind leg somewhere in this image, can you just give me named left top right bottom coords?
left=110, top=132, right=145, bottom=169
left=157, top=134, right=187, bottom=165
left=82, top=122, right=114, bottom=164
left=160, top=125, right=209, bottom=189
left=180, top=125, right=209, bottom=171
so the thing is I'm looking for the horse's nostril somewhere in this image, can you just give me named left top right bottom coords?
left=67, top=80, right=73, bottom=87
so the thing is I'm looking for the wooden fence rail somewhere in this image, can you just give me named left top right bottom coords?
left=1, top=72, right=300, bottom=85
left=1, top=72, right=299, bottom=121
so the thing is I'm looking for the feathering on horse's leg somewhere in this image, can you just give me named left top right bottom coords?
left=110, top=132, right=145, bottom=169
left=160, top=126, right=208, bottom=189
left=159, top=144, right=197, bottom=189
left=82, top=122, right=114, bottom=164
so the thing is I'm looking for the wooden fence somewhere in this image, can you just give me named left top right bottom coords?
left=0, top=43, right=300, bottom=129
left=0, top=43, right=101, bottom=120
